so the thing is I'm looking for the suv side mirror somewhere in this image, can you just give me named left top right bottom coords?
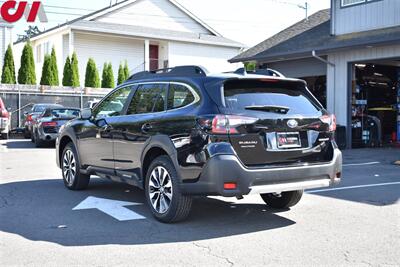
left=81, top=108, right=92, bottom=120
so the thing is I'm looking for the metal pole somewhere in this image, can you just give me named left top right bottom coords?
left=18, top=87, right=21, bottom=128
left=80, top=87, right=83, bottom=109
left=305, top=2, right=308, bottom=21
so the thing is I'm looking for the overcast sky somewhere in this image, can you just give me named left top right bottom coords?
left=13, top=0, right=330, bottom=47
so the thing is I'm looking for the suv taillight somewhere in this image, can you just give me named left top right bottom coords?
left=26, top=114, right=33, bottom=121
left=211, top=115, right=257, bottom=134
left=320, top=114, right=336, bottom=132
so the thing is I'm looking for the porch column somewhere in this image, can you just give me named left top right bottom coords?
left=144, top=39, right=150, bottom=71
left=69, top=30, right=74, bottom=56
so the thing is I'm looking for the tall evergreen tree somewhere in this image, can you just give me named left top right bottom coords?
left=101, top=62, right=115, bottom=88
left=117, top=62, right=125, bottom=85
left=70, top=52, right=80, bottom=87
left=1, top=44, right=16, bottom=84
left=123, top=61, right=129, bottom=80
left=49, top=47, right=59, bottom=86
left=62, top=56, right=72, bottom=86
left=40, top=54, right=53, bottom=86
left=84, top=58, right=100, bottom=88
left=18, top=42, right=36, bottom=85
left=101, top=63, right=108, bottom=88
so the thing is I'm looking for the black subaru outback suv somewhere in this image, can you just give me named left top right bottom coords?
left=56, top=66, right=342, bottom=223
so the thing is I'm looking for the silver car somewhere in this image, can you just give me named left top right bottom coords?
left=32, top=107, right=81, bottom=147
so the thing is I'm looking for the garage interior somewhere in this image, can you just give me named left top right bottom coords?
left=351, top=59, right=400, bottom=148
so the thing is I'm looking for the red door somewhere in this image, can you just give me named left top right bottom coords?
left=149, top=45, right=159, bottom=71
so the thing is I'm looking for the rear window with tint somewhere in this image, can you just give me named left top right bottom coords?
left=223, top=80, right=322, bottom=116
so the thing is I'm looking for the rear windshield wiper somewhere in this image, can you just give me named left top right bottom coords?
left=245, top=105, right=290, bottom=114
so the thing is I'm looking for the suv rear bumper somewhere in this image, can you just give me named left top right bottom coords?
left=180, top=148, right=342, bottom=197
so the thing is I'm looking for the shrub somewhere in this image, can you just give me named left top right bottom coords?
left=49, top=47, right=59, bottom=86
left=101, top=62, right=115, bottom=88
left=244, top=62, right=257, bottom=72
left=123, top=61, right=129, bottom=80
left=40, top=54, right=53, bottom=86
left=18, top=42, right=36, bottom=85
left=71, top=52, right=80, bottom=87
left=62, top=56, right=72, bottom=86
left=117, top=62, right=126, bottom=85
left=84, top=58, right=100, bottom=88
left=1, top=44, right=16, bottom=84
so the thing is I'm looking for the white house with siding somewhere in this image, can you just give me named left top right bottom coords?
left=0, top=20, right=13, bottom=70
left=230, top=0, right=400, bottom=148
left=14, top=0, right=244, bottom=86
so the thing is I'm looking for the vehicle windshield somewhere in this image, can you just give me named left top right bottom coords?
left=44, top=109, right=81, bottom=119
left=223, top=79, right=322, bottom=116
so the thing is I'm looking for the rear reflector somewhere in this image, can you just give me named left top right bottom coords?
left=224, top=183, right=237, bottom=190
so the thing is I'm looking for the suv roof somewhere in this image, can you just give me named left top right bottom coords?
left=126, top=65, right=306, bottom=84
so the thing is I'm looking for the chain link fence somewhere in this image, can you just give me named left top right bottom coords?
left=0, top=84, right=111, bottom=129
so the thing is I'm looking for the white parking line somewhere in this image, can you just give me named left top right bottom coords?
left=307, top=182, right=400, bottom=193
left=343, top=161, right=380, bottom=167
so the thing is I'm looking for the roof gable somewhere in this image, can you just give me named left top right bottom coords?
left=87, top=0, right=220, bottom=36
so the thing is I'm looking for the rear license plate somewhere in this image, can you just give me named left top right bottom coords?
left=276, top=132, right=301, bottom=149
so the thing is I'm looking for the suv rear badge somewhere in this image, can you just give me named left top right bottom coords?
left=287, top=119, right=298, bottom=128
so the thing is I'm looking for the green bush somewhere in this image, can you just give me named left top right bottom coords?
left=71, top=52, right=80, bottom=87
left=49, top=47, right=59, bottom=86
left=84, top=58, right=100, bottom=88
left=101, top=62, right=115, bottom=88
left=18, top=42, right=36, bottom=85
left=123, top=61, right=129, bottom=80
left=117, top=62, right=125, bottom=85
left=62, top=56, right=72, bottom=86
left=1, top=44, right=16, bottom=84
left=244, top=62, right=257, bottom=72
left=40, top=54, right=53, bottom=86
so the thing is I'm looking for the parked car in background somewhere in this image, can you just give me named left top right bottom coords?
left=23, top=103, right=63, bottom=138
left=0, top=97, right=10, bottom=139
left=56, top=65, right=342, bottom=223
left=32, top=107, right=81, bottom=147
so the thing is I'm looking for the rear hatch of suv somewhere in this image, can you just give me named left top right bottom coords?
left=208, top=78, right=336, bottom=167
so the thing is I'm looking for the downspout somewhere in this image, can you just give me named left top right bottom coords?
left=312, top=50, right=348, bottom=147
left=311, top=51, right=335, bottom=113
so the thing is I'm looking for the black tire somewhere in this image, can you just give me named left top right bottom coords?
left=260, top=190, right=303, bottom=209
left=1, top=132, right=8, bottom=140
left=61, top=142, right=90, bottom=190
left=34, top=131, right=45, bottom=148
left=24, top=129, right=31, bottom=139
left=145, top=155, right=192, bottom=223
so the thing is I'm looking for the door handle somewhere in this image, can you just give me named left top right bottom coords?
left=141, top=123, right=152, bottom=133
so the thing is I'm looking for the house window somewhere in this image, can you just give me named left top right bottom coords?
left=36, top=44, right=42, bottom=63
left=36, top=42, right=51, bottom=64
left=43, top=42, right=50, bottom=55
left=341, top=0, right=381, bottom=7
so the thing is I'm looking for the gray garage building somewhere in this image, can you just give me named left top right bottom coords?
left=230, top=0, right=400, bottom=148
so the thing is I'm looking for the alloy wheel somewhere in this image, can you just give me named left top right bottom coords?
left=63, top=150, right=76, bottom=186
left=148, top=166, right=173, bottom=214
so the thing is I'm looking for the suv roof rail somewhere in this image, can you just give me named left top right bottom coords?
left=128, top=65, right=209, bottom=80
left=232, top=68, right=285, bottom=78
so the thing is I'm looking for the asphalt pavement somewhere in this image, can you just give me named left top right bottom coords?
left=0, top=139, right=399, bottom=266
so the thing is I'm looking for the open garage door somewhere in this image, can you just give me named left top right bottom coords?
left=351, top=60, right=400, bottom=148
